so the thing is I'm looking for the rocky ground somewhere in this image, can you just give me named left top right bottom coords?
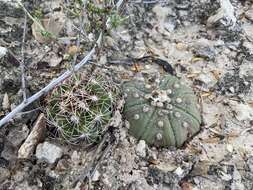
left=0, top=0, right=253, bottom=189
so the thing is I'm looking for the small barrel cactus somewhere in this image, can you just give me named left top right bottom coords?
left=123, top=74, right=201, bottom=148
left=46, top=71, right=119, bottom=144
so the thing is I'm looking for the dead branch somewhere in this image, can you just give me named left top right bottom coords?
left=0, top=0, right=125, bottom=127
left=21, top=13, right=27, bottom=101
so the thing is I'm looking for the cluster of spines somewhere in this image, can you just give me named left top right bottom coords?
left=46, top=73, right=119, bottom=144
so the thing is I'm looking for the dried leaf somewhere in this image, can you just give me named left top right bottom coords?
left=32, top=12, right=65, bottom=43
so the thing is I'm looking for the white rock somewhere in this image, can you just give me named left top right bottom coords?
left=136, top=140, right=146, bottom=158
left=36, top=142, right=63, bottom=164
left=92, top=170, right=101, bottom=182
left=0, top=46, right=7, bottom=59
left=2, top=93, right=9, bottom=110
left=174, top=167, right=184, bottom=177
left=226, top=144, right=233, bottom=153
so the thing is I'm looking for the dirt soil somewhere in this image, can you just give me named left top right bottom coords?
left=0, top=0, right=253, bottom=190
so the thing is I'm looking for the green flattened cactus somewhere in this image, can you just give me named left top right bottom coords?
left=123, top=74, right=201, bottom=148
left=46, top=72, right=119, bottom=144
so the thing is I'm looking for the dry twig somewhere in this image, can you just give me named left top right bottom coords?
left=21, top=13, right=27, bottom=101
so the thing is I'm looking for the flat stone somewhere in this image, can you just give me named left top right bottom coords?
left=36, top=142, right=63, bottom=164
left=18, top=114, right=46, bottom=159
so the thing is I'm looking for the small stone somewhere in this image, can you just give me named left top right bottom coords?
left=182, top=122, right=189, bottom=128
left=92, top=170, right=101, bottom=182
left=145, top=84, right=151, bottom=89
left=176, top=98, right=182, bottom=104
left=134, top=114, right=140, bottom=120
left=0, top=46, right=7, bottom=59
left=143, top=106, right=149, bottom=112
left=174, top=167, right=184, bottom=177
left=36, top=142, right=63, bottom=164
left=156, top=133, right=163, bottom=140
left=156, top=102, right=163, bottom=108
left=167, top=89, right=172, bottom=94
left=167, top=97, right=171, bottom=103
left=229, top=86, right=235, bottom=93
left=126, top=88, right=130, bottom=92
left=174, top=83, right=180, bottom=89
left=167, top=104, right=173, bottom=110
left=136, top=140, right=146, bottom=157
left=123, top=93, right=128, bottom=98
left=158, top=121, right=164, bottom=128
left=226, top=144, right=233, bottom=153
left=133, top=93, right=139, bottom=98
left=18, top=114, right=46, bottom=159
left=2, top=93, right=9, bottom=110
left=175, top=112, right=181, bottom=118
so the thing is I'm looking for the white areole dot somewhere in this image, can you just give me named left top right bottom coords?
left=156, top=133, right=163, bottom=140
left=145, top=84, right=151, bottom=89
left=167, top=104, right=173, bottom=110
left=143, top=106, right=149, bottom=112
left=134, top=114, right=140, bottom=120
left=176, top=98, right=182, bottom=103
left=174, top=83, right=180, bottom=89
left=167, top=89, right=172, bottom=94
left=133, top=93, right=139, bottom=98
left=182, top=121, right=189, bottom=128
left=158, top=121, right=164, bottom=128
left=156, top=102, right=164, bottom=108
left=175, top=112, right=181, bottom=118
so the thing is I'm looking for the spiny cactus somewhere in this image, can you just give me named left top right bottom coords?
left=123, top=74, right=201, bottom=148
left=46, top=71, right=119, bottom=144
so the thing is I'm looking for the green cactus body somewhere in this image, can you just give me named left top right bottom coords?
left=46, top=72, right=118, bottom=144
left=123, top=74, right=201, bottom=148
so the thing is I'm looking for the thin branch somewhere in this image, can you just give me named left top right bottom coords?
left=17, top=0, right=45, bottom=32
left=21, top=13, right=27, bottom=101
left=0, top=0, right=125, bottom=127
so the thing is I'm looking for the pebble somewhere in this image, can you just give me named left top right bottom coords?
left=0, top=46, right=7, bottom=59
left=18, top=114, right=46, bottom=159
left=136, top=140, right=146, bottom=158
left=174, top=167, right=184, bottom=177
left=36, top=142, right=63, bottom=164
left=92, top=170, right=101, bottom=182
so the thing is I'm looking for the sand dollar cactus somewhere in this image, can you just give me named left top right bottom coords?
left=123, top=74, right=201, bottom=148
left=46, top=71, right=119, bottom=144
